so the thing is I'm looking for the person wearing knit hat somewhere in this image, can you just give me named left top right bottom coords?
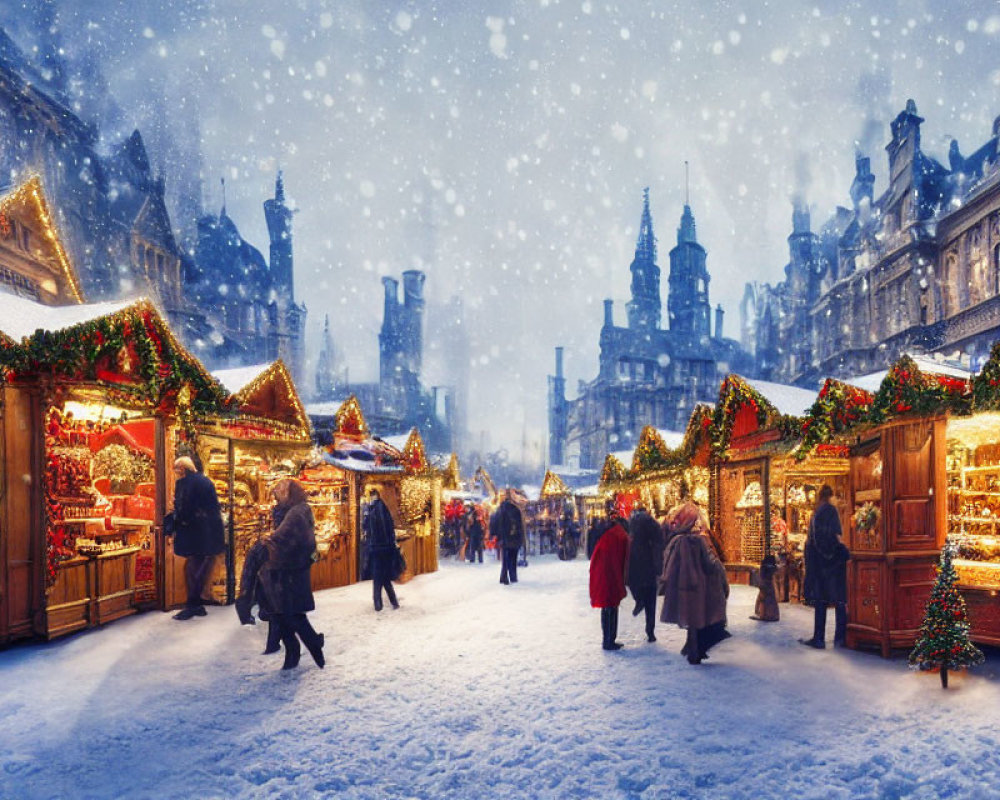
left=659, top=501, right=730, bottom=664
left=170, top=455, right=225, bottom=620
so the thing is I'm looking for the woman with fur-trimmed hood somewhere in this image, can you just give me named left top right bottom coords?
left=659, top=502, right=730, bottom=665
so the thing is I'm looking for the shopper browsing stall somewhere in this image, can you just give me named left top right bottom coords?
left=799, top=484, right=849, bottom=649
left=171, top=456, right=225, bottom=620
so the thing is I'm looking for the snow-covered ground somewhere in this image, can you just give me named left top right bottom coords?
left=2, top=556, right=1000, bottom=800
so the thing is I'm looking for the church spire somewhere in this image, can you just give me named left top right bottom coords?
left=634, top=186, right=657, bottom=263
left=626, top=188, right=661, bottom=331
left=275, top=169, right=285, bottom=203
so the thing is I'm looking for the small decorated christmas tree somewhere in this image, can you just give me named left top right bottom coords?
left=908, top=543, right=984, bottom=688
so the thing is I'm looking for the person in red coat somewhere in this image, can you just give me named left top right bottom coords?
left=589, top=503, right=630, bottom=651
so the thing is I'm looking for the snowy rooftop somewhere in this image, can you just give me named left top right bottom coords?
left=656, top=429, right=685, bottom=449
left=305, top=400, right=350, bottom=417
left=744, top=377, right=817, bottom=417
left=211, top=364, right=273, bottom=394
left=381, top=434, right=410, bottom=452
left=0, top=295, right=135, bottom=341
left=845, top=353, right=972, bottom=394
left=321, top=452, right=403, bottom=474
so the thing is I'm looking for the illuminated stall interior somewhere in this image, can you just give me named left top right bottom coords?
left=944, top=412, right=1000, bottom=590
left=196, top=360, right=355, bottom=600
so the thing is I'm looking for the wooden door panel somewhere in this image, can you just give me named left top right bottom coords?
left=891, top=561, right=937, bottom=630
left=851, top=560, right=883, bottom=630
left=893, top=499, right=935, bottom=548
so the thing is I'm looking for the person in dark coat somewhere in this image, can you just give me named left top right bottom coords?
left=171, top=456, right=226, bottom=620
left=590, top=507, right=630, bottom=650
left=365, top=488, right=400, bottom=611
left=491, top=490, right=525, bottom=585
left=558, top=510, right=580, bottom=560
left=799, top=484, right=850, bottom=649
left=627, top=506, right=665, bottom=642
left=659, top=502, right=731, bottom=665
left=466, top=505, right=485, bottom=563
left=260, top=479, right=324, bottom=670
left=234, top=540, right=281, bottom=655
left=587, top=516, right=609, bottom=559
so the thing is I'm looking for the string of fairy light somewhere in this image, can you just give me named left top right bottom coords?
left=0, top=175, right=85, bottom=304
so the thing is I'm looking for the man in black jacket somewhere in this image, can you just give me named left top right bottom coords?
left=171, top=456, right=225, bottom=620
left=799, top=484, right=850, bottom=648
left=491, top=490, right=525, bottom=585
left=364, top=488, right=400, bottom=611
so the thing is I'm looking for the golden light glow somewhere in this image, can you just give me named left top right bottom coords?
left=540, top=470, right=571, bottom=498
left=0, top=175, right=85, bottom=304
left=946, top=412, right=1000, bottom=449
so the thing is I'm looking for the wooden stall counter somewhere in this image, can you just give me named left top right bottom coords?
left=43, top=556, right=93, bottom=639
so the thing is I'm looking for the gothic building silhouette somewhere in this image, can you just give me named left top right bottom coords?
left=548, top=189, right=750, bottom=469
left=0, top=17, right=305, bottom=385
left=311, top=268, right=454, bottom=454
left=742, top=100, right=1000, bottom=386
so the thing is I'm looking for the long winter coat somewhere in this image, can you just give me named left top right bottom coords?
left=173, top=471, right=225, bottom=558
left=365, top=497, right=397, bottom=552
left=659, top=532, right=729, bottom=630
left=627, top=510, right=665, bottom=596
left=260, top=488, right=316, bottom=615
left=490, top=499, right=525, bottom=549
left=589, top=521, right=630, bottom=608
left=803, top=501, right=849, bottom=606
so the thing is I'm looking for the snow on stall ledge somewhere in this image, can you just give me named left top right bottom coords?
left=1, top=558, right=999, bottom=799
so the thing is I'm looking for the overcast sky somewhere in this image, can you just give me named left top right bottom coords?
left=6, top=1, right=1000, bottom=462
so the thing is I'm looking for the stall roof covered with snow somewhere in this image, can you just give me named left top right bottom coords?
left=0, top=296, right=230, bottom=415
left=211, top=360, right=311, bottom=443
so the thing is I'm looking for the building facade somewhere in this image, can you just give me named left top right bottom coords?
left=549, top=190, right=750, bottom=469
left=0, top=21, right=306, bottom=386
left=743, top=100, right=1000, bottom=386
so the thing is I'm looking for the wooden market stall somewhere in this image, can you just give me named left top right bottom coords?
left=321, top=396, right=440, bottom=585
left=708, top=376, right=817, bottom=585
left=797, top=354, right=971, bottom=656
left=598, top=421, right=711, bottom=524
left=525, top=470, right=572, bottom=555
left=180, top=359, right=357, bottom=606
left=0, top=296, right=232, bottom=643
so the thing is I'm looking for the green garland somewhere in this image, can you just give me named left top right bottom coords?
left=798, top=378, right=874, bottom=459
left=0, top=305, right=233, bottom=416
left=710, top=375, right=799, bottom=457
left=867, top=355, right=971, bottom=425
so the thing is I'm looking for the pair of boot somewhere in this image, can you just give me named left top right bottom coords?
left=173, top=605, right=206, bottom=620
left=600, top=607, right=623, bottom=651
left=281, top=632, right=325, bottom=670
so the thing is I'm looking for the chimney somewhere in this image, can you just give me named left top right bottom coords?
left=715, top=304, right=724, bottom=340
left=382, top=276, right=399, bottom=323
left=555, top=346, right=564, bottom=378
left=603, top=299, right=614, bottom=328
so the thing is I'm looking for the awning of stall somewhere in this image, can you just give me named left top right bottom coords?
left=88, top=420, right=156, bottom=459
left=0, top=295, right=231, bottom=415
left=208, top=360, right=312, bottom=444
left=319, top=395, right=404, bottom=474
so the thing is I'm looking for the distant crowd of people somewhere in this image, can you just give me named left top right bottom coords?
left=166, top=453, right=849, bottom=672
